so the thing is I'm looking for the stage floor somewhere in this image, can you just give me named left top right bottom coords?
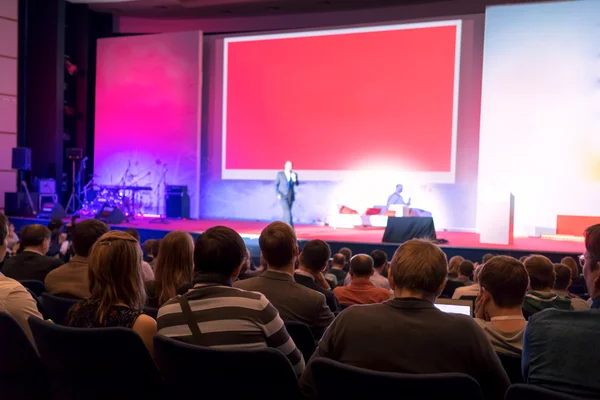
left=100, top=218, right=583, bottom=255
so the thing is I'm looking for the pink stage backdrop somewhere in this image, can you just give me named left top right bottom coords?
left=223, top=21, right=462, bottom=182
left=94, top=31, right=202, bottom=218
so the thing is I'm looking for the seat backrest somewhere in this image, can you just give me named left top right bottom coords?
left=285, top=321, right=317, bottom=362
left=39, top=292, right=78, bottom=325
left=496, top=352, right=524, bottom=384
left=505, top=384, right=583, bottom=400
left=143, top=306, right=158, bottom=319
left=310, top=358, right=482, bottom=400
left=154, top=335, right=300, bottom=400
left=18, top=280, right=46, bottom=297
left=29, top=317, right=163, bottom=400
left=0, top=313, right=49, bottom=400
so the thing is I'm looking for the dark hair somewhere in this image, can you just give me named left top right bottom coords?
left=48, top=219, right=63, bottom=232
left=553, top=263, right=572, bottom=291
left=300, top=240, right=331, bottom=272
left=524, top=255, right=556, bottom=290
left=370, top=250, right=388, bottom=269
left=194, top=226, right=246, bottom=276
left=482, top=253, right=494, bottom=264
left=124, top=228, right=140, bottom=242
left=479, top=256, right=528, bottom=308
left=259, top=222, right=297, bottom=268
left=20, top=224, right=51, bottom=248
left=458, top=260, right=475, bottom=278
left=72, top=220, right=109, bottom=257
left=584, top=224, right=600, bottom=272
left=331, top=253, right=346, bottom=266
left=350, top=254, right=374, bottom=277
left=151, top=240, right=161, bottom=258
left=0, top=213, right=8, bottom=244
left=339, top=247, right=352, bottom=263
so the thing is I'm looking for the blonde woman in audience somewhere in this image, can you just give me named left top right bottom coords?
left=146, top=231, right=194, bottom=308
left=67, top=230, right=156, bottom=356
left=475, top=256, right=528, bottom=356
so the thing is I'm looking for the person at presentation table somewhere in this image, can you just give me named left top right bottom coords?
left=380, top=184, right=411, bottom=215
left=275, top=161, right=299, bottom=228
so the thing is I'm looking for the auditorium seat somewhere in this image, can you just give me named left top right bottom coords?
left=143, top=306, right=158, bottom=319
left=496, top=353, right=524, bottom=384
left=154, top=335, right=300, bottom=400
left=0, top=312, right=50, bottom=400
left=39, top=293, right=77, bottom=325
left=285, top=321, right=317, bottom=362
left=28, top=317, right=163, bottom=400
left=309, top=358, right=482, bottom=400
left=505, top=384, right=584, bottom=400
left=18, top=280, right=46, bottom=297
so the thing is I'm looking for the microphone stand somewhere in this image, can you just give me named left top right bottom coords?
left=149, top=167, right=169, bottom=225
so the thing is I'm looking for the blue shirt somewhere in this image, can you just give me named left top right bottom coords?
left=523, top=308, right=600, bottom=399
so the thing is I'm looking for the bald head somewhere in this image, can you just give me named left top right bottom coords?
left=350, top=254, right=374, bottom=278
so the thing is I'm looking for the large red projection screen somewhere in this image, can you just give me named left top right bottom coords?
left=223, top=21, right=462, bottom=182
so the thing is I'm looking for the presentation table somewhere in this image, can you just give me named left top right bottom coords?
left=382, top=217, right=437, bottom=243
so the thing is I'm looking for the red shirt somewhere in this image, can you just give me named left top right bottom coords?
left=333, top=277, right=391, bottom=306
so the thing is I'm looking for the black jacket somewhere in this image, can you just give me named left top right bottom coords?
left=293, top=273, right=340, bottom=314
left=2, top=251, right=63, bottom=282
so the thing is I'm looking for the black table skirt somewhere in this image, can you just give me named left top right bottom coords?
left=382, top=217, right=437, bottom=243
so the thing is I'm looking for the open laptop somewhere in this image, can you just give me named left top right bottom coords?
left=435, top=298, right=473, bottom=317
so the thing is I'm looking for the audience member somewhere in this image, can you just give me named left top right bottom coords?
left=522, top=224, right=600, bottom=398
left=553, top=263, right=589, bottom=311
left=124, top=228, right=155, bottom=282
left=44, top=219, right=109, bottom=299
left=294, top=240, right=340, bottom=314
left=157, top=226, right=305, bottom=375
left=142, top=239, right=157, bottom=263
left=475, top=256, right=528, bottom=356
left=300, top=239, right=510, bottom=400
left=562, top=255, right=586, bottom=294
left=452, top=263, right=481, bottom=299
left=237, top=248, right=261, bottom=280
left=482, top=253, right=495, bottom=264
left=342, top=250, right=391, bottom=290
left=146, top=231, right=194, bottom=308
left=328, top=253, right=347, bottom=285
left=339, top=247, right=352, bottom=270
left=234, top=222, right=334, bottom=338
left=2, top=224, right=63, bottom=281
left=447, top=255, right=464, bottom=279
left=0, top=214, right=7, bottom=269
left=67, top=231, right=156, bottom=355
left=519, top=255, right=528, bottom=263
left=333, top=254, right=390, bottom=306
left=47, top=219, right=64, bottom=257
left=0, top=213, right=43, bottom=344
left=6, top=222, right=18, bottom=251
left=455, top=260, right=475, bottom=284
left=523, top=255, right=572, bottom=316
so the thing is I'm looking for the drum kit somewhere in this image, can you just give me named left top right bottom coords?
left=78, top=184, right=153, bottom=219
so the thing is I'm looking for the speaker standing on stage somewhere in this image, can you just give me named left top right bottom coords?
left=275, top=161, right=299, bottom=227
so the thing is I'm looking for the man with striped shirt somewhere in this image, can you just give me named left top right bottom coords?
left=156, top=226, right=305, bottom=375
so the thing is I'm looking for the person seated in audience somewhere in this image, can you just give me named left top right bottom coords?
left=339, top=247, right=352, bottom=271
left=482, top=253, right=495, bottom=264
left=342, top=250, right=391, bottom=290
left=300, top=239, right=510, bottom=400
left=452, top=263, right=481, bottom=299
left=157, top=226, right=305, bottom=375
left=522, top=225, right=600, bottom=399
left=562, top=255, right=586, bottom=295
left=519, top=255, right=528, bottom=263
left=124, top=228, right=155, bottom=282
left=0, top=213, right=42, bottom=344
left=522, top=255, right=572, bottom=316
left=67, top=230, right=156, bottom=355
left=328, top=253, right=347, bottom=285
left=237, top=249, right=261, bottom=280
left=234, top=222, right=334, bottom=338
left=44, top=219, right=109, bottom=299
left=2, top=224, right=63, bottom=281
left=46, top=219, right=64, bottom=258
left=333, top=254, right=391, bottom=306
left=475, top=256, right=528, bottom=356
left=145, top=231, right=194, bottom=308
left=454, top=260, right=475, bottom=285
left=6, top=222, right=18, bottom=251
left=142, top=239, right=157, bottom=263
left=294, top=240, right=340, bottom=314
left=553, top=263, right=589, bottom=311
left=447, top=255, right=464, bottom=279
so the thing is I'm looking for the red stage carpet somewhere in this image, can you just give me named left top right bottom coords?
left=113, top=218, right=583, bottom=255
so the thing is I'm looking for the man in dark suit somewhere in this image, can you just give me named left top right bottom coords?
left=234, top=222, right=334, bottom=338
left=275, top=160, right=299, bottom=227
left=2, top=224, right=63, bottom=282
left=294, top=240, right=340, bottom=314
